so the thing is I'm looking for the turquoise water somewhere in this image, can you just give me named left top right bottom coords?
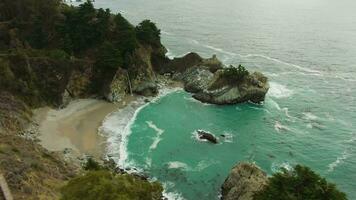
left=91, top=0, right=356, bottom=199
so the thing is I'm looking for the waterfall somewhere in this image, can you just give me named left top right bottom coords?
left=126, top=71, right=133, bottom=96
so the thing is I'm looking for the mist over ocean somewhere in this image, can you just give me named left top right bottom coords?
left=84, top=0, right=356, bottom=199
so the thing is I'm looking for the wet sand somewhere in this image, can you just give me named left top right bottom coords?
left=35, top=96, right=136, bottom=158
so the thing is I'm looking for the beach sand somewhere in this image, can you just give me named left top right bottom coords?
left=35, top=96, right=136, bottom=159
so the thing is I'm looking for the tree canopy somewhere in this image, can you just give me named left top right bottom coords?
left=254, top=165, right=347, bottom=200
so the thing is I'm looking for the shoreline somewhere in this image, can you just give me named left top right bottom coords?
left=34, top=77, right=183, bottom=161
left=34, top=96, right=137, bottom=159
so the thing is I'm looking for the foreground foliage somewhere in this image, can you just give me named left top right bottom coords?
left=61, top=168, right=163, bottom=200
left=254, top=165, right=347, bottom=200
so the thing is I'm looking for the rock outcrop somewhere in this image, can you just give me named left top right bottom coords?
left=221, top=162, right=268, bottom=200
left=174, top=62, right=269, bottom=105
left=197, top=130, right=218, bottom=144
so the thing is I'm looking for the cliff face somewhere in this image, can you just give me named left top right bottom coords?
left=106, top=44, right=165, bottom=102
left=221, top=162, right=268, bottom=200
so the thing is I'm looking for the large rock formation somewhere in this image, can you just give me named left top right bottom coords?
left=174, top=63, right=269, bottom=105
left=221, top=162, right=268, bottom=200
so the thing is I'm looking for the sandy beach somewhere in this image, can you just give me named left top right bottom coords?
left=34, top=96, right=136, bottom=159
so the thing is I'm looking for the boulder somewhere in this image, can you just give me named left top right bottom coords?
left=221, top=162, right=268, bottom=200
left=133, top=81, right=158, bottom=96
left=197, top=130, right=218, bottom=144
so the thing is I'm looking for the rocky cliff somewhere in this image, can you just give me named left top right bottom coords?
left=221, top=162, right=268, bottom=200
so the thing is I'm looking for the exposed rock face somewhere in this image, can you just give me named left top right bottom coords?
left=221, top=162, right=268, bottom=200
left=175, top=66, right=214, bottom=93
left=176, top=64, right=269, bottom=105
left=194, top=71, right=269, bottom=105
left=105, top=68, right=129, bottom=102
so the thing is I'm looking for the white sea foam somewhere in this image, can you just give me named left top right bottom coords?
left=302, top=112, right=318, bottom=121
left=328, top=150, right=351, bottom=172
left=162, top=182, right=186, bottom=200
left=274, top=121, right=291, bottom=133
left=167, top=161, right=189, bottom=170
left=268, top=82, right=294, bottom=99
left=146, top=121, right=165, bottom=150
left=161, top=31, right=174, bottom=35
left=221, top=132, right=234, bottom=143
left=239, top=54, right=322, bottom=75
left=203, top=44, right=236, bottom=56
left=100, top=87, right=182, bottom=168
left=99, top=98, right=147, bottom=167
left=166, top=48, right=175, bottom=59
left=271, top=161, right=294, bottom=173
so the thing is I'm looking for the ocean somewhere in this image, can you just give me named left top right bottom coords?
left=89, top=0, right=356, bottom=199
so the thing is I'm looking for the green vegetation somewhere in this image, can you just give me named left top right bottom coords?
left=83, top=157, right=102, bottom=171
left=222, top=64, right=249, bottom=84
left=0, top=0, right=163, bottom=105
left=135, top=20, right=161, bottom=47
left=62, top=158, right=163, bottom=200
left=61, top=170, right=163, bottom=200
left=254, top=165, right=347, bottom=200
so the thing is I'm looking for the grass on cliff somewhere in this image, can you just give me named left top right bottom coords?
left=254, top=165, right=347, bottom=200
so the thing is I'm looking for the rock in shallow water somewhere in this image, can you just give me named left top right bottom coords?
left=197, top=130, right=218, bottom=144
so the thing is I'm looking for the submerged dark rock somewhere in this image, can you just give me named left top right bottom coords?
left=197, top=130, right=218, bottom=144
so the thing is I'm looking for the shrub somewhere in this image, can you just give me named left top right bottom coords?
left=83, top=157, right=102, bottom=171
left=61, top=170, right=163, bottom=200
left=254, top=165, right=347, bottom=200
left=222, top=64, right=249, bottom=84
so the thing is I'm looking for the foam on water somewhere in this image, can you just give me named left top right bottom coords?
left=100, top=87, right=182, bottom=167
left=239, top=54, right=322, bottom=75
left=268, top=82, right=294, bottom=99
left=162, top=182, right=186, bottom=200
left=146, top=121, right=165, bottom=150
left=328, top=150, right=351, bottom=172
left=167, top=161, right=190, bottom=170
left=274, top=121, right=291, bottom=133
left=271, top=161, right=294, bottom=173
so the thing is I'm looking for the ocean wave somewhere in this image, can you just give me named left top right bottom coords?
left=167, top=161, right=189, bottom=170
left=268, top=82, right=294, bottom=99
left=239, top=54, right=322, bottom=75
left=146, top=121, right=165, bottom=150
left=274, top=121, right=291, bottom=133
left=161, top=31, right=174, bottom=36
left=221, top=132, right=234, bottom=143
left=99, top=99, right=147, bottom=168
left=100, top=87, right=182, bottom=168
left=302, top=112, right=318, bottom=121
left=203, top=44, right=236, bottom=56
left=328, top=150, right=351, bottom=172
left=328, top=133, right=356, bottom=172
left=162, top=182, right=186, bottom=200
left=166, top=48, right=175, bottom=59
left=271, top=161, right=294, bottom=173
